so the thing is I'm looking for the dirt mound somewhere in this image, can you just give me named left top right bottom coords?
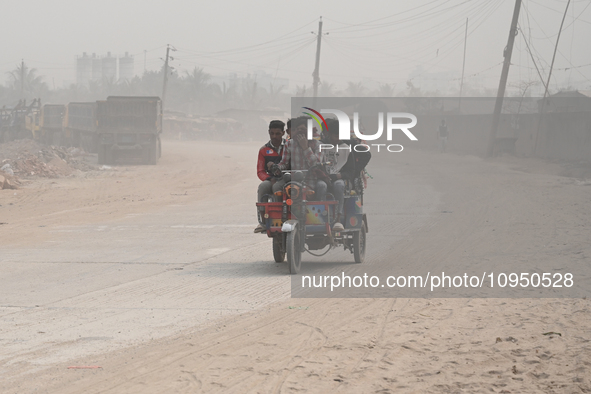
left=0, top=170, right=19, bottom=189
left=0, top=139, right=96, bottom=179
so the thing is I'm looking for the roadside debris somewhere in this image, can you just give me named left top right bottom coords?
left=0, top=139, right=96, bottom=180
left=542, top=331, right=562, bottom=337
left=0, top=171, right=19, bottom=189
left=67, top=366, right=103, bottom=369
left=575, top=179, right=591, bottom=186
left=1, top=163, right=14, bottom=175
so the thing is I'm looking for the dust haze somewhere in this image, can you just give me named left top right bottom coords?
left=1, top=1, right=591, bottom=393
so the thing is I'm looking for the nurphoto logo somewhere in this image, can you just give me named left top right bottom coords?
left=302, top=107, right=418, bottom=153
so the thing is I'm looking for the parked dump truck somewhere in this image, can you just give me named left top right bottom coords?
left=97, top=96, right=162, bottom=165
left=63, top=102, right=98, bottom=152
left=10, top=99, right=41, bottom=142
left=0, top=109, right=10, bottom=143
left=39, top=104, right=65, bottom=145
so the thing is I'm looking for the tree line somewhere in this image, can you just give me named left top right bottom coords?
left=2, top=62, right=530, bottom=116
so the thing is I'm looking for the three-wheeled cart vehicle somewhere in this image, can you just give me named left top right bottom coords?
left=256, top=169, right=368, bottom=274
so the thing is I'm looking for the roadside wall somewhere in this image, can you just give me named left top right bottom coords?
left=412, top=111, right=591, bottom=161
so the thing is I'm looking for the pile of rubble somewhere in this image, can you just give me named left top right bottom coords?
left=0, top=171, right=18, bottom=189
left=0, top=139, right=96, bottom=188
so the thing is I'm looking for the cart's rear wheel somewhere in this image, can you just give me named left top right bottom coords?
left=286, top=226, right=302, bottom=274
left=353, top=222, right=366, bottom=264
left=273, top=234, right=285, bottom=263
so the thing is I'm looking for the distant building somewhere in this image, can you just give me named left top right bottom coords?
left=210, top=70, right=289, bottom=94
left=119, top=52, right=134, bottom=82
left=91, top=54, right=102, bottom=81
left=407, top=65, right=457, bottom=94
left=76, top=53, right=93, bottom=87
left=75, top=52, right=134, bottom=87
left=538, top=90, right=591, bottom=112
left=102, top=52, right=117, bottom=81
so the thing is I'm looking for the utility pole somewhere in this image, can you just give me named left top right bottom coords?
left=162, top=45, right=171, bottom=111
left=161, top=44, right=176, bottom=114
left=542, top=0, right=570, bottom=101
left=21, top=59, right=25, bottom=98
left=312, top=17, right=323, bottom=106
left=458, top=18, right=468, bottom=113
left=486, top=0, right=521, bottom=157
left=144, top=50, right=147, bottom=74
left=534, top=0, right=571, bottom=155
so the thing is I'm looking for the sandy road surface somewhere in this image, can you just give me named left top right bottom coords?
left=1, top=140, right=591, bottom=393
left=1, top=140, right=292, bottom=368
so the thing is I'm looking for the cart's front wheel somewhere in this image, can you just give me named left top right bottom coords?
left=353, top=223, right=366, bottom=264
left=273, top=234, right=285, bottom=263
left=286, top=226, right=302, bottom=274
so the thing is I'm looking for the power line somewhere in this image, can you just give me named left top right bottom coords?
left=323, top=0, right=446, bottom=30
left=326, top=0, right=471, bottom=34
left=517, top=24, right=548, bottom=90
left=177, top=19, right=317, bottom=58
left=322, top=1, right=498, bottom=73
left=174, top=35, right=313, bottom=65
left=173, top=38, right=317, bottom=80
left=521, top=1, right=591, bottom=85
left=529, top=0, right=591, bottom=25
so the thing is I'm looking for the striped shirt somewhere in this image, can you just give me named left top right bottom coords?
left=277, top=138, right=323, bottom=187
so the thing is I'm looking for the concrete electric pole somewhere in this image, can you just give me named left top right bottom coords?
left=458, top=18, right=468, bottom=113
left=312, top=17, right=323, bottom=106
left=486, top=0, right=521, bottom=157
left=161, top=44, right=176, bottom=114
left=21, top=60, right=25, bottom=98
left=534, top=0, right=571, bottom=155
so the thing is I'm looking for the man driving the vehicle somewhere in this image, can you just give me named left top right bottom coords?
left=254, top=120, right=286, bottom=233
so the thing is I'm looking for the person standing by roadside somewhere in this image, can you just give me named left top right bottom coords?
left=438, top=119, right=449, bottom=153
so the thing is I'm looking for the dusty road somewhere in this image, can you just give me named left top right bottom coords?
left=1, top=139, right=590, bottom=393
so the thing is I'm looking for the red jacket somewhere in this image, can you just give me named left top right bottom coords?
left=257, top=140, right=284, bottom=181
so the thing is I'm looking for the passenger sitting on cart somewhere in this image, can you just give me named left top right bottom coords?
left=273, top=116, right=327, bottom=205
left=254, top=120, right=286, bottom=233
left=340, top=133, right=372, bottom=192
left=285, top=118, right=291, bottom=140
left=319, top=118, right=350, bottom=232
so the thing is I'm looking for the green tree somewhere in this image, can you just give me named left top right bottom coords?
left=181, top=67, right=213, bottom=103
left=376, top=83, right=396, bottom=97
left=319, top=81, right=335, bottom=97
left=345, top=81, right=366, bottom=97
left=295, top=85, right=308, bottom=97
left=6, top=62, right=48, bottom=98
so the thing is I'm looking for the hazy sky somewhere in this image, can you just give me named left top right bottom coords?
left=2, top=0, right=590, bottom=93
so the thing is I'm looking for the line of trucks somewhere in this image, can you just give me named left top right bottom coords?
left=0, top=96, right=162, bottom=165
